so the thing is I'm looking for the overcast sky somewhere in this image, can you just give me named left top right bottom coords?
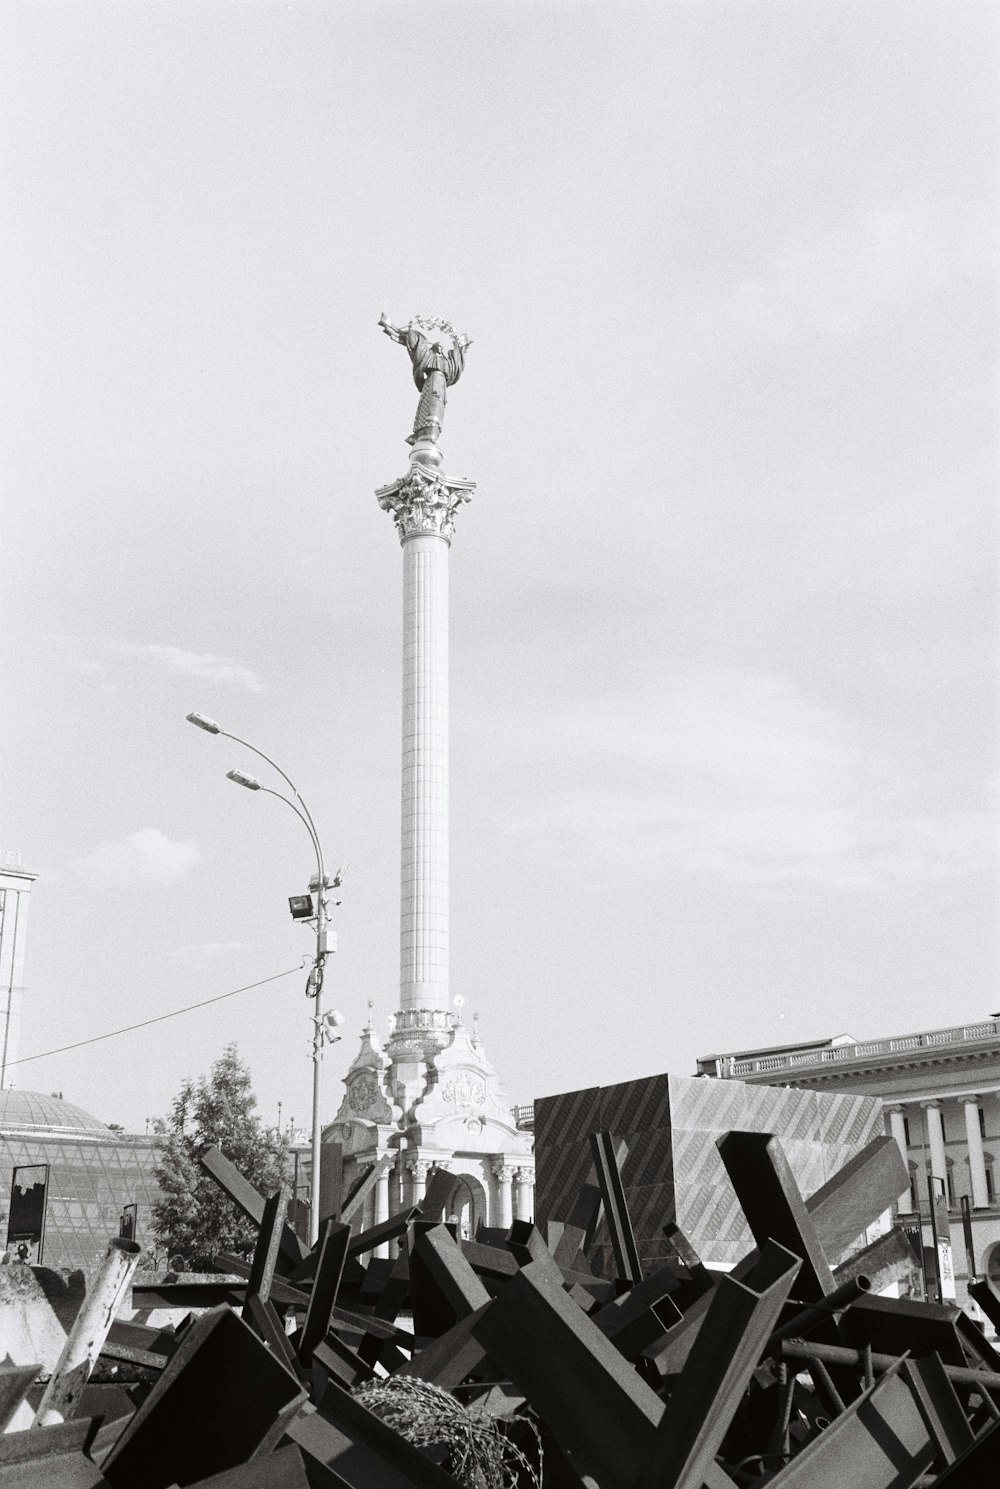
left=3, top=0, right=997, bottom=1135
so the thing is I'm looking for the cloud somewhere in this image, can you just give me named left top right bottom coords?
left=494, top=669, right=994, bottom=891
left=129, top=645, right=263, bottom=691
left=43, top=636, right=263, bottom=691
left=172, top=941, right=252, bottom=961
left=71, top=828, right=201, bottom=886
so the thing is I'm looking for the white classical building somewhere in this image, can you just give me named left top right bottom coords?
left=696, top=1018, right=1000, bottom=1314
left=323, top=321, right=533, bottom=1237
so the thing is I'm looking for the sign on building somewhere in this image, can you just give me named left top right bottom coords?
left=6, top=1164, right=49, bottom=1263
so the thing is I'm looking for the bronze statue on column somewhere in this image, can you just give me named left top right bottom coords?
left=379, top=313, right=472, bottom=446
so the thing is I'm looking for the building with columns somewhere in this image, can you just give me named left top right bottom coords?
left=324, top=318, right=533, bottom=1237
left=695, top=1018, right=1000, bottom=1317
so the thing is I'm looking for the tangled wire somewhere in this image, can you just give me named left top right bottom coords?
left=352, top=1376, right=542, bottom=1489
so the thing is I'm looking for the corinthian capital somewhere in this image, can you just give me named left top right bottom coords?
left=376, top=464, right=476, bottom=545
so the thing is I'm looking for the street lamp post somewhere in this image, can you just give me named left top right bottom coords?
left=186, top=711, right=342, bottom=1245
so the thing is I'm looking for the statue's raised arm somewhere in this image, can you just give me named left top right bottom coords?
left=379, top=312, right=472, bottom=449
left=378, top=310, right=406, bottom=345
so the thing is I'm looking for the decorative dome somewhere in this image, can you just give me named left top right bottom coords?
left=0, top=1089, right=108, bottom=1135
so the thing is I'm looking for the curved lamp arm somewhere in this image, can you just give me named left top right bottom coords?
left=255, top=785, right=325, bottom=889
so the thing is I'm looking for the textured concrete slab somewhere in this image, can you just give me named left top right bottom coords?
left=534, top=1071, right=882, bottom=1272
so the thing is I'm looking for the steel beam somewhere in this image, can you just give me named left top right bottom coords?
left=590, top=1130, right=642, bottom=1286
left=755, top=1357, right=939, bottom=1487
left=297, top=1219, right=350, bottom=1364
left=471, top=1257, right=664, bottom=1489
left=102, top=1306, right=306, bottom=1489
left=198, top=1146, right=306, bottom=1267
left=633, top=1241, right=801, bottom=1489
left=717, top=1132, right=835, bottom=1301
left=245, top=1188, right=287, bottom=1305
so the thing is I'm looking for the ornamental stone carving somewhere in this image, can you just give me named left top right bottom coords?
left=441, top=1072, right=487, bottom=1108
left=376, top=463, right=475, bottom=545
left=347, top=1075, right=380, bottom=1113
left=491, top=1163, right=517, bottom=1184
left=406, top=1160, right=431, bottom=1180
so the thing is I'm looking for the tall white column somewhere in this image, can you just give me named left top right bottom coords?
left=492, top=1162, right=515, bottom=1230
left=923, top=1101, right=947, bottom=1187
left=514, top=1168, right=534, bottom=1223
left=377, top=447, right=475, bottom=1065
left=887, top=1107, right=913, bottom=1211
left=962, top=1098, right=990, bottom=1209
left=374, top=1161, right=391, bottom=1259
left=400, top=534, right=449, bottom=1015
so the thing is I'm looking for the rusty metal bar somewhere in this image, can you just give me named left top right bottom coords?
left=633, top=1241, right=801, bottom=1489
left=346, top=1207, right=419, bottom=1256
left=412, top=1223, right=491, bottom=1318
left=757, top=1356, right=935, bottom=1487
left=590, top=1130, right=642, bottom=1286
left=770, top=1273, right=872, bottom=1344
left=245, top=1187, right=286, bottom=1305
left=778, top=1337, right=1000, bottom=1393
left=211, top=1253, right=310, bottom=1308
left=102, top=1306, right=307, bottom=1488
left=198, top=1145, right=306, bottom=1267
left=297, top=1219, right=350, bottom=1364
left=242, top=1291, right=301, bottom=1376
left=33, top=1236, right=141, bottom=1425
left=340, top=1154, right=394, bottom=1225
left=717, top=1132, right=835, bottom=1300
left=472, top=1256, right=664, bottom=1489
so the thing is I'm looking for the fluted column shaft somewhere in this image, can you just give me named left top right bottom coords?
left=374, top=1163, right=391, bottom=1258
left=887, top=1107, right=913, bottom=1211
left=492, top=1163, right=515, bottom=1229
left=962, top=1099, right=990, bottom=1209
left=923, top=1102, right=947, bottom=1187
left=400, top=534, right=450, bottom=1014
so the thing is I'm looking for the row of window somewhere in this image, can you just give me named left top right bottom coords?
left=905, top=1158, right=995, bottom=1208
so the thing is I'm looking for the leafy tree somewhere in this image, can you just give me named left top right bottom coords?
left=151, top=1044, right=287, bottom=1270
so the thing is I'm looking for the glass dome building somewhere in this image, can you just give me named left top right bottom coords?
left=0, top=1089, right=162, bottom=1268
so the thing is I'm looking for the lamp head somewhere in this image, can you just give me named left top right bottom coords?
left=226, top=769, right=261, bottom=790
left=186, top=711, right=221, bottom=734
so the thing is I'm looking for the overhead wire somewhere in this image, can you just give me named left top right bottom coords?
left=7, top=966, right=303, bottom=1070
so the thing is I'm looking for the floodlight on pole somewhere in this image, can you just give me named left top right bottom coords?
left=186, top=708, right=341, bottom=1246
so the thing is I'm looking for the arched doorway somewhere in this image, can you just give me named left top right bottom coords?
left=437, top=1173, right=487, bottom=1240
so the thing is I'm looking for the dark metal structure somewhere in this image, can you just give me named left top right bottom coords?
left=4, top=1118, right=1000, bottom=1486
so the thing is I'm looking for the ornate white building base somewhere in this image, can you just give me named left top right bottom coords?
left=327, top=1006, right=533, bottom=1240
